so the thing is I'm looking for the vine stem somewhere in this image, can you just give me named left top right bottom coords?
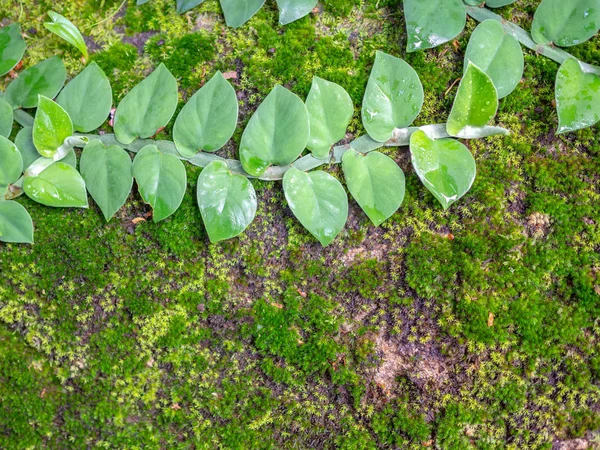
left=78, top=124, right=508, bottom=181
left=465, top=6, right=600, bottom=75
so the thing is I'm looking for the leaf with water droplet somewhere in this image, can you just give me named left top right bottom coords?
left=24, top=162, right=88, bottom=208
left=555, top=58, right=600, bottom=134
left=404, top=0, right=466, bottom=52
left=33, top=95, right=74, bottom=158
left=362, top=51, right=424, bottom=142
left=464, top=20, right=523, bottom=99
left=283, top=167, right=348, bottom=246
left=410, top=130, right=476, bottom=210
left=342, top=149, right=405, bottom=226
left=532, top=0, right=600, bottom=47
left=447, top=62, right=498, bottom=138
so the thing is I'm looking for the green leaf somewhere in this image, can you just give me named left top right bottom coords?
left=0, top=201, right=33, bottom=244
left=4, top=56, right=67, bottom=109
left=555, top=58, right=600, bottom=134
left=0, top=23, right=26, bottom=77
left=447, top=62, right=498, bottom=138
left=283, top=167, right=348, bottom=246
left=44, top=11, right=88, bottom=60
left=0, top=135, right=23, bottom=187
left=404, top=0, right=466, bottom=52
left=57, top=62, right=112, bottom=133
left=486, top=0, right=517, bottom=6
left=114, top=63, right=178, bottom=145
left=137, top=0, right=151, bottom=4
left=0, top=97, right=13, bottom=138
left=342, top=149, right=405, bottom=226
left=306, top=77, right=353, bottom=158
left=464, top=20, right=524, bottom=99
left=177, top=0, right=206, bottom=13
left=410, top=130, right=476, bottom=210
left=132, top=145, right=187, bottom=222
left=361, top=51, right=424, bottom=142
left=220, top=0, right=266, bottom=28
left=173, top=71, right=238, bottom=157
left=24, top=162, right=88, bottom=208
left=80, top=140, right=133, bottom=221
left=196, top=160, right=257, bottom=243
left=32, top=95, right=74, bottom=158
left=532, top=0, right=600, bottom=47
left=240, top=85, right=309, bottom=177
left=14, top=126, right=39, bottom=169
left=276, top=0, right=316, bottom=25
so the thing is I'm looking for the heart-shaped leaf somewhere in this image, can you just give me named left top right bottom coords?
left=342, top=149, right=405, bottom=226
left=133, top=145, right=187, bottom=222
left=197, top=160, right=257, bottom=243
left=57, top=62, right=112, bottom=133
left=283, top=167, right=348, bottom=246
left=276, top=0, right=316, bottom=25
left=306, top=77, right=353, bottom=158
left=44, top=11, right=88, bottom=60
left=80, top=140, right=133, bottom=221
left=240, top=85, right=309, bottom=177
left=0, top=97, right=13, bottom=138
left=173, top=71, right=238, bottom=157
left=532, top=0, right=600, bottom=47
left=555, top=58, right=600, bottom=134
left=33, top=95, right=74, bottom=158
left=4, top=56, right=66, bottom=109
left=177, top=0, right=206, bottom=14
left=0, top=23, right=26, bottom=77
left=464, top=20, right=524, bottom=99
left=0, top=201, right=33, bottom=244
left=14, top=126, right=39, bottom=169
left=447, top=62, right=498, bottom=138
left=220, top=0, right=266, bottom=28
left=114, top=63, right=178, bottom=145
left=0, top=135, right=23, bottom=188
left=24, top=162, right=88, bottom=208
left=404, top=0, right=466, bottom=52
left=410, top=130, right=476, bottom=210
left=362, top=51, right=424, bottom=142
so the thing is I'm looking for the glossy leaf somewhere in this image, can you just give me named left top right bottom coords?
left=0, top=97, right=13, bottom=138
left=0, top=135, right=23, bottom=188
left=447, top=62, right=498, bottom=137
left=114, top=63, right=178, bottom=145
left=306, top=77, right=353, bottom=158
left=410, top=130, right=476, bottom=210
left=173, top=71, right=238, bottom=157
left=14, top=126, right=39, bottom=169
left=0, top=23, right=26, bottom=77
left=132, top=145, right=187, bottom=222
left=4, top=56, right=66, bottom=109
left=555, top=58, right=600, bottom=134
left=220, top=0, right=266, bottom=28
left=276, top=0, right=316, bottom=25
left=24, top=162, right=88, bottom=208
left=177, top=0, right=205, bottom=13
left=57, top=62, right=112, bottom=133
left=464, top=20, right=524, bottom=99
left=0, top=201, right=33, bottom=244
left=362, top=51, right=424, bottom=142
left=532, top=0, right=600, bottom=47
left=404, top=0, right=466, bottom=52
left=32, top=95, right=74, bottom=158
left=240, top=85, right=309, bottom=177
left=283, top=167, right=348, bottom=246
left=342, top=149, right=405, bottom=226
left=44, top=11, right=88, bottom=60
left=197, top=160, right=257, bottom=243
left=80, top=140, right=133, bottom=221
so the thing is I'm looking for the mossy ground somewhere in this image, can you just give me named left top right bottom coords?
left=1, top=0, right=599, bottom=448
